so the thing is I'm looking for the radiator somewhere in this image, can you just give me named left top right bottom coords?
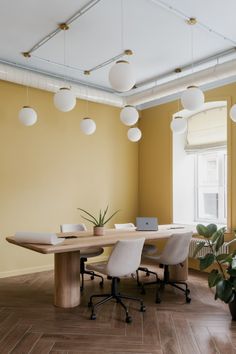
left=189, top=237, right=229, bottom=258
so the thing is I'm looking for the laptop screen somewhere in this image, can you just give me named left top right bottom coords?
left=136, top=217, right=158, bottom=231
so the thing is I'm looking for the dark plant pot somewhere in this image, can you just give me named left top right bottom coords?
left=229, top=297, right=236, bottom=320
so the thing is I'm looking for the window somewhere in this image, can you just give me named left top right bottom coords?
left=194, top=149, right=227, bottom=224
left=173, top=102, right=227, bottom=226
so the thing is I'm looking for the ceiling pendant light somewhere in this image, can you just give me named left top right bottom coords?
left=18, top=106, right=37, bottom=126
left=170, top=116, right=187, bottom=134
left=54, top=87, right=76, bottom=112
left=109, top=0, right=135, bottom=92
left=120, top=105, right=139, bottom=126
left=109, top=60, right=135, bottom=92
left=80, top=117, right=96, bottom=135
left=127, top=127, right=142, bottom=142
left=181, top=18, right=204, bottom=111
left=230, top=104, right=236, bottom=122
left=181, top=86, right=204, bottom=111
left=53, top=23, right=76, bottom=112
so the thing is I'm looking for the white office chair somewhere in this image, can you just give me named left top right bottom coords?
left=88, top=238, right=146, bottom=323
left=114, top=223, right=158, bottom=282
left=60, top=224, right=104, bottom=291
left=141, top=232, right=193, bottom=304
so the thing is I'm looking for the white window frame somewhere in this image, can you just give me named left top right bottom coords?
left=194, top=148, right=227, bottom=224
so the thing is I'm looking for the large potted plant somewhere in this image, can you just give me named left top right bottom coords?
left=194, top=224, right=236, bottom=319
left=78, top=206, right=119, bottom=236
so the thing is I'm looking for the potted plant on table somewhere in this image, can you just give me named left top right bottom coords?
left=78, top=206, right=119, bottom=236
left=194, top=224, right=236, bottom=319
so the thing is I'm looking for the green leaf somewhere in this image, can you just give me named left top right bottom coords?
left=192, top=241, right=206, bottom=258
left=216, top=253, right=230, bottom=262
left=208, top=269, right=223, bottom=288
left=227, top=292, right=235, bottom=303
left=211, top=230, right=220, bottom=244
left=216, top=280, right=233, bottom=303
left=98, top=210, right=102, bottom=226
left=103, top=209, right=120, bottom=226
left=77, top=208, right=98, bottom=225
left=215, top=232, right=224, bottom=252
left=196, top=224, right=210, bottom=238
left=101, top=205, right=109, bottom=224
left=227, top=268, right=236, bottom=277
left=207, top=224, right=217, bottom=237
left=80, top=215, right=97, bottom=226
left=232, top=278, right=236, bottom=290
left=200, top=254, right=215, bottom=270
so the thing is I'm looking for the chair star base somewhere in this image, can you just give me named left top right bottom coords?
left=141, top=265, right=191, bottom=304
left=88, top=277, right=146, bottom=323
left=80, top=257, right=104, bottom=291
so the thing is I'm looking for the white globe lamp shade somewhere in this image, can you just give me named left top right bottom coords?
left=181, top=86, right=204, bottom=111
left=127, top=127, right=142, bottom=142
left=120, top=105, right=139, bottom=126
left=170, top=116, right=187, bottom=134
left=80, top=118, right=96, bottom=135
left=109, top=60, right=135, bottom=92
left=18, top=106, right=37, bottom=126
left=54, top=87, right=76, bottom=112
left=230, top=104, right=236, bottom=122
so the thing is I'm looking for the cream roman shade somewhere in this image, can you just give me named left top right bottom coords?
left=185, top=106, right=227, bottom=151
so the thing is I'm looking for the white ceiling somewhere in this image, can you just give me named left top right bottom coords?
left=0, top=0, right=236, bottom=95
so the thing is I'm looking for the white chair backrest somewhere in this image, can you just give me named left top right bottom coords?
left=114, top=223, right=135, bottom=230
left=60, top=223, right=87, bottom=232
left=159, top=232, right=193, bottom=265
left=107, top=238, right=145, bottom=277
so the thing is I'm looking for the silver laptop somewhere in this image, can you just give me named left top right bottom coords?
left=136, top=217, right=158, bottom=231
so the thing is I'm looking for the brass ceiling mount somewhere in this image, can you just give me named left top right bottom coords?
left=124, top=49, right=133, bottom=56
left=59, top=23, right=69, bottom=30
left=186, top=17, right=197, bottom=25
left=84, top=70, right=91, bottom=76
left=174, top=68, right=182, bottom=73
left=22, top=52, right=31, bottom=58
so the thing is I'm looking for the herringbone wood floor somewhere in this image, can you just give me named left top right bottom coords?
left=0, top=266, right=235, bottom=354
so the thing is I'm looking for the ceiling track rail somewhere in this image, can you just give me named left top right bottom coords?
left=21, top=0, right=134, bottom=77
left=83, top=49, right=133, bottom=75
left=149, top=0, right=236, bottom=46
left=131, top=47, right=236, bottom=93
left=22, top=0, right=102, bottom=57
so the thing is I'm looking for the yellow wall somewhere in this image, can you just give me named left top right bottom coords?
left=139, top=83, right=236, bottom=231
left=0, top=80, right=139, bottom=277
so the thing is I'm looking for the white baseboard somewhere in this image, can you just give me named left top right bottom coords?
left=0, top=255, right=109, bottom=279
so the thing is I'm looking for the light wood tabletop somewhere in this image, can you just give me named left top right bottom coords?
left=6, top=225, right=194, bottom=308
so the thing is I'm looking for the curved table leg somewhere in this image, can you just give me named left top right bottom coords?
left=54, top=251, right=80, bottom=308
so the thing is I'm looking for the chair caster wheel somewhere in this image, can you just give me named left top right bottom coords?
left=186, top=297, right=191, bottom=303
left=99, top=281, right=104, bottom=288
left=90, top=275, right=95, bottom=280
left=140, top=305, right=146, bottom=312
left=88, top=301, right=92, bottom=307
left=155, top=298, right=161, bottom=304
left=126, top=316, right=132, bottom=323
left=90, top=313, right=96, bottom=320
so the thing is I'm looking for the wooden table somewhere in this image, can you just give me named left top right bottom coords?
left=6, top=225, right=193, bottom=308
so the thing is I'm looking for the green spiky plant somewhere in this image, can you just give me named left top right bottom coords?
left=78, top=206, right=119, bottom=227
left=194, top=224, right=236, bottom=304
